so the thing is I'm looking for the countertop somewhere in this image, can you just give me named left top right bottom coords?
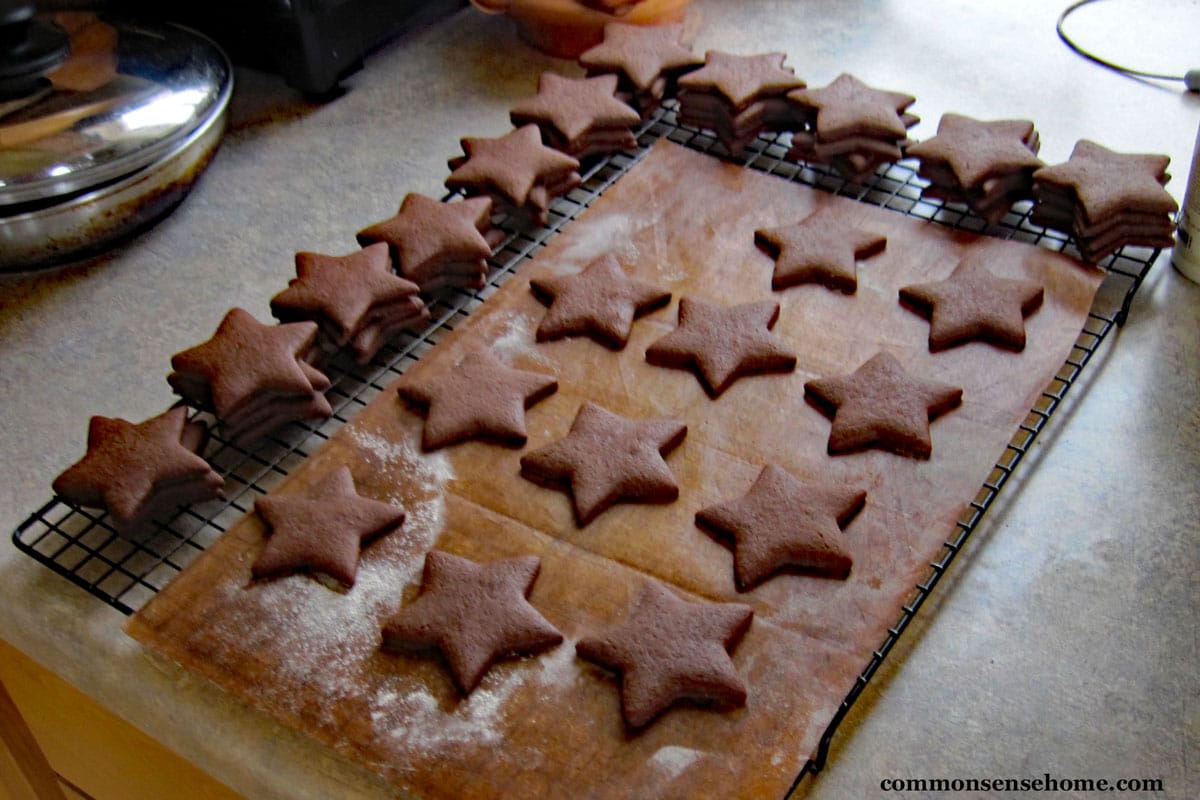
left=1, top=1, right=1196, bottom=798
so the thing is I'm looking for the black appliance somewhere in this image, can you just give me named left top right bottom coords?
left=13, top=0, right=466, bottom=97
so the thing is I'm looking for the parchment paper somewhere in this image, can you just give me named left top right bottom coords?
left=127, top=141, right=1105, bottom=800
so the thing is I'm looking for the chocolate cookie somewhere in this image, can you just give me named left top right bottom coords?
left=252, top=466, right=406, bottom=589
left=696, top=465, right=863, bottom=589
left=787, top=73, right=918, bottom=183
left=899, top=252, right=1044, bottom=352
left=168, top=308, right=332, bottom=445
left=804, top=351, right=962, bottom=459
left=270, top=243, right=429, bottom=364
left=578, top=22, right=702, bottom=116
left=529, top=253, right=670, bottom=348
left=907, top=114, right=1044, bottom=225
left=576, top=581, right=753, bottom=729
left=510, top=72, right=642, bottom=159
left=381, top=550, right=563, bottom=694
left=397, top=347, right=558, bottom=450
left=520, top=401, right=686, bottom=525
left=1031, top=139, right=1177, bottom=262
left=754, top=205, right=888, bottom=293
left=677, top=51, right=805, bottom=152
left=357, top=194, right=496, bottom=292
left=446, top=125, right=583, bottom=227
left=52, top=406, right=223, bottom=534
left=644, top=297, right=796, bottom=397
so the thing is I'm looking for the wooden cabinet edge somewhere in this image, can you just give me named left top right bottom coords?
left=0, top=639, right=244, bottom=800
left=1, top=675, right=67, bottom=800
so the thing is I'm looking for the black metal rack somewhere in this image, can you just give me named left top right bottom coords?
left=10, top=100, right=1159, bottom=791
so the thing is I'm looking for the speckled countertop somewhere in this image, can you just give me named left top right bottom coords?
left=1, top=1, right=1197, bottom=798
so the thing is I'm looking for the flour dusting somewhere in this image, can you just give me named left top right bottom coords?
left=349, top=426, right=454, bottom=485
left=349, top=426, right=452, bottom=550
left=386, top=684, right=509, bottom=749
left=649, top=745, right=704, bottom=779
left=223, top=552, right=408, bottom=705
left=654, top=261, right=689, bottom=285
left=371, top=639, right=580, bottom=754
left=551, top=212, right=646, bottom=271
left=489, top=313, right=551, bottom=367
left=532, top=637, right=580, bottom=695
left=215, top=424, right=454, bottom=718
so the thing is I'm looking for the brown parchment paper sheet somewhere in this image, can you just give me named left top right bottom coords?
left=126, top=141, right=1105, bottom=800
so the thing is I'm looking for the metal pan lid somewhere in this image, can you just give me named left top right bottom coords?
left=0, top=17, right=232, bottom=209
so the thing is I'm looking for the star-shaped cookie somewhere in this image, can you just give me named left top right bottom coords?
left=356, top=194, right=494, bottom=290
left=445, top=125, right=582, bottom=223
left=397, top=347, right=558, bottom=450
left=381, top=550, right=563, bottom=694
left=575, top=581, right=753, bottom=729
left=1032, top=139, right=1177, bottom=223
left=899, top=252, right=1044, bottom=352
left=696, top=465, right=864, bottom=590
left=529, top=253, right=671, bottom=348
left=907, top=113, right=1044, bottom=188
left=644, top=298, right=797, bottom=397
left=252, top=466, right=406, bottom=589
left=520, top=401, right=687, bottom=525
left=754, top=206, right=888, bottom=293
left=788, top=73, right=916, bottom=141
left=509, top=72, right=641, bottom=156
left=678, top=51, right=804, bottom=108
left=792, top=72, right=912, bottom=140
left=52, top=406, right=223, bottom=530
left=168, top=308, right=331, bottom=419
left=804, top=351, right=962, bottom=459
left=269, top=243, right=427, bottom=358
left=578, top=22, right=702, bottom=106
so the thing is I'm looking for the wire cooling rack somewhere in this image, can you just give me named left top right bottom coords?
left=11, top=100, right=1159, bottom=786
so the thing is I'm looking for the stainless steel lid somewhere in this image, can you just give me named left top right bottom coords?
left=0, top=17, right=232, bottom=209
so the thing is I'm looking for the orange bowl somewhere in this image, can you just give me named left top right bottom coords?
left=471, top=0, right=692, bottom=59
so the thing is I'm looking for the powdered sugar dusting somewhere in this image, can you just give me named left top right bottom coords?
left=649, top=745, right=704, bottom=779
left=549, top=212, right=646, bottom=272
left=654, top=261, right=689, bottom=285
left=370, top=639, right=580, bottom=754
left=532, top=636, right=580, bottom=693
left=221, top=550, right=410, bottom=708
left=349, top=426, right=452, bottom=549
left=385, top=682, right=510, bottom=749
left=214, top=425, right=454, bottom=717
left=489, top=313, right=552, bottom=368
left=349, top=426, right=454, bottom=485
left=373, top=689, right=398, bottom=714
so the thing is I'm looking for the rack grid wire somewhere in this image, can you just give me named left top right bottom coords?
left=11, top=100, right=1159, bottom=789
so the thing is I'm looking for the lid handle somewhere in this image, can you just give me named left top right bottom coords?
left=0, top=1, right=70, bottom=100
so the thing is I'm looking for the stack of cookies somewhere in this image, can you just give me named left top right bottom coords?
left=358, top=194, right=498, bottom=292
left=52, top=407, right=224, bottom=535
left=786, top=73, right=918, bottom=184
left=270, top=243, right=430, bottom=365
left=1031, top=139, right=1178, bottom=262
left=446, top=125, right=582, bottom=227
left=168, top=308, right=333, bottom=446
left=578, top=23, right=703, bottom=118
left=907, top=114, right=1044, bottom=225
left=509, top=73, right=642, bottom=160
left=676, top=51, right=806, bottom=153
